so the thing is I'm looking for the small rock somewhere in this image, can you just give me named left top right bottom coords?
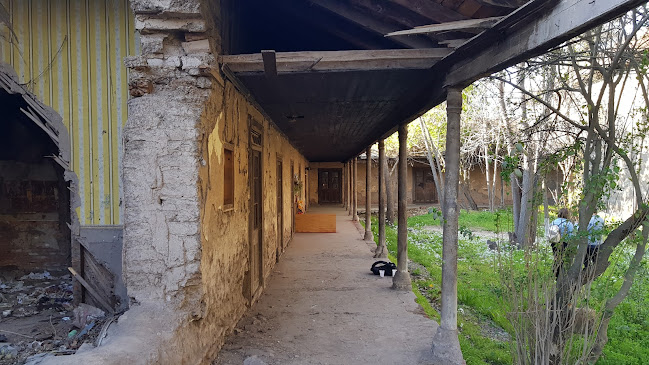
left=0, top=334, right=7, bottom=342
left=2, top=310, right=11, bottom=317
left=243, top=355, right=267, bottom=365
left=233, top=328, right=242, bottom=335
left=0, top=345, right=18, bottom=359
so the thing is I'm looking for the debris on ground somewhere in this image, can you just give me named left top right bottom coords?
left=0, top=271, right=113, bottom=364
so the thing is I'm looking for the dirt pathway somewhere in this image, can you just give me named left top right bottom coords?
left=213, top=206, right=437, bottom=365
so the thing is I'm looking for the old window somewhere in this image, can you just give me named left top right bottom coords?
left=224, top=148, right=234, bottom=207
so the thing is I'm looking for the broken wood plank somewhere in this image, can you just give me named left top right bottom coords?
left=445, top=0, right=648, bottom=87
left=261, top=50, right=278, bottom=77
left=220, top=48, right=453, bottom=73
left=68, top=267, right=115, bottom=314
left=386, top=17, right=502, bottom=37
left=439, top=39, right=470, bottom=48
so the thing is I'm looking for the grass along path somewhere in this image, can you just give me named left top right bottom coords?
left=365, top=209, right=649, bottom=365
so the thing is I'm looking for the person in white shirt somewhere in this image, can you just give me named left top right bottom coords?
left=584, top=213, right=605, bottom=269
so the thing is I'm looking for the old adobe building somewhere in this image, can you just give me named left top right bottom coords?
left=1, top=0, right=644, bottom=363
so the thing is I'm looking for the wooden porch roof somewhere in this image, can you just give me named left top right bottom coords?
left=218, top=0, right=645, bottom=162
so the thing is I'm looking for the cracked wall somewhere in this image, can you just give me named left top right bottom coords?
left=119, top=1, right=307, bottom=363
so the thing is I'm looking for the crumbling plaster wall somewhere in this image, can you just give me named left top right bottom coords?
left=115, top=0, right=308, bottom=363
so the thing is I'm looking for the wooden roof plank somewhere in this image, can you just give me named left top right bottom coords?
left=308, top=0, right=435, bottom=48
left=220, top=49, right=453, bottom=73
left=445, top=0, right=648, bottom=87
left=386, top=16, right=502, bottom=37
left=385, top=0, right=468, bottom=22
left=261, top=50, right=278, bottom=77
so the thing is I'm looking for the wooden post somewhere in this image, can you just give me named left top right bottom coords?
left=364, top=146, right=374, bottom=241
left=352, top=158, right=359, bottom=221
left=392, top=124, right=411, bottom=290
left=348, top=161, right=352, bottom=216
left=375, top=139, right=388, bottom=258
left=342, top=162, right=347, bottom=209
left=430, top=88, right=464, bottom=364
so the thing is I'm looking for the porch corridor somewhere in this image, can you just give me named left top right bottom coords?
left=214, top=206, right=438, bottom=365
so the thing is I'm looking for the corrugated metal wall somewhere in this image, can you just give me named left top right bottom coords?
left=0, top=0, right=138, bottom=225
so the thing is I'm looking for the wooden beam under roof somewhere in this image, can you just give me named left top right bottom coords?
left=386, top=17, right=502, bottom=37
left=308, top=0, right=435, bottom=49
left=220, top=49, right=453, bottom=73
left=445, top=0, right=649, bottom=87
left=385, top=0, right=468, bottom=22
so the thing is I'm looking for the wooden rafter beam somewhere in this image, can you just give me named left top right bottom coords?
left=385, top=0, right=468, bottom=22
left=261, top=50, right=277, bottom=77
left=444, top=0, right=649, bottom=87
left=386, top=16, right=503, bottom=37
left=219, top=49, right=453, bottom=73
left=307, top=0, right=435, bottom=48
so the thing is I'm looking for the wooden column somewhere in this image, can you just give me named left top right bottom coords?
left=342, top=162, right=347, bottom=209
left=348, top=161, right=352, bottom=216
left=352, top=158, right=359, bottom=221
left=392, top=124, right=411, bottom=290
left=430, top=88, right=464, bottom=364
left=364, top=146, right=374, bottom=241
left=375, top=139, right=388, bottom=258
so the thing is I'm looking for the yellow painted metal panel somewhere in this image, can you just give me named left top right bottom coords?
left=0, top=0, right=136, bottom=225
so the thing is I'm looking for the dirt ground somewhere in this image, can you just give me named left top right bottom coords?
left=214, top=206, right=438, bottom=365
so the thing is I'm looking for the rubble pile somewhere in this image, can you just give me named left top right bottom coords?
left=0, top=271, right=110, bottom=364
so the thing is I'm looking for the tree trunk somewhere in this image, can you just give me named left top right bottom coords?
left=385, top=160, right=396, bottom=225
left=419, top=118, right=446, bottom=214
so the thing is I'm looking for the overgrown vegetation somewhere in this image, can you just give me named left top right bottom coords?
left=369, top=210, right=649, bottom=365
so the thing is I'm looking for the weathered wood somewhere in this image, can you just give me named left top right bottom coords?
left=430, top=87, right=464, bottom=365
left=220, top=49, right=452, bottom=73
left=68, top=267, right=115, bottom=314
left=392, top=124, right=411, bottom=290
left=352, top=158, right=359, bottom=221
left=261, top=50, right=277, bottom=77
left=445, top=0, right=648, bottom=87
left=386, top=17, right=502, bottom=37
left=439, top=39, right=470, bottom=48
left=375, top=139, right=388, bottom=258
left=308, top=0, right=435, bottom=48
left=364, top=147, right=374, bottom=242
left=295, top=214, right=337, bottom=233
left=385, top=0, right=467, bottom=22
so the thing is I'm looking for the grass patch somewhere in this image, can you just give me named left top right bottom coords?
left=364, top=209, right=649, bottom=364
left=408, top=209, right=516, bottom=233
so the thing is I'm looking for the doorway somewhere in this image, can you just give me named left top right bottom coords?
left=248, top=123, right=263, bottom=301
left=413, top=167, right=438, bottom=203
left=276, top=158, right=283, bottom=261
left=318, top=168, right=342, bottom=204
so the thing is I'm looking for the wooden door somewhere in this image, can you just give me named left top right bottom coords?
left=318, top=168, right=342, bottom=203
left=249, top=128, right=263, bottom=300
left=276, top=159, right=283, bottom=260
left=413, top=167, right=438, bottom=203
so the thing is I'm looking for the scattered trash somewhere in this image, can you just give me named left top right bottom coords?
left=73, top=303, right=105, bottom=328
left=0, top=271, right=111, bottom=362
left=0, top=344, right=18, bottom=360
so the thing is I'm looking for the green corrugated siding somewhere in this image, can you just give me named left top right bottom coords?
left=0, top=0, right=137, bottom=225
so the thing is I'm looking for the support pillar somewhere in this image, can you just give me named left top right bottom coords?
left=430, top=88, right=464, bottom=365
left=364, top=147, right=374, bottom=241
left=375, top=139, right=388, bottom=258
left=342, top=162, right=347, bottom=209
left=348, top=161, right=352, bottom=215
left=392, top=124, right=411, bottom=290
left=352, top=158, right=359, bottom=221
